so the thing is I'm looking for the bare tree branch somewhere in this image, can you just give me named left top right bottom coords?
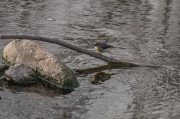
left=0, top=34, right=161, bottom=68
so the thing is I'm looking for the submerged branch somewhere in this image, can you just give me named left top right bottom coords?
left=0, top=34, right=161, bottom=68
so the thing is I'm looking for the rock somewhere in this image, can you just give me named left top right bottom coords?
left=5, top=64, right=37, bottom=85
left=3, top=39, right=79, bottom=90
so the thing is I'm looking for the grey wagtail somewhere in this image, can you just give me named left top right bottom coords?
left=94, top=42, right=114, bottom=58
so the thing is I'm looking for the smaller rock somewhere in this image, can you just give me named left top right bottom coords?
left=5, top=64, right=37, bottom=85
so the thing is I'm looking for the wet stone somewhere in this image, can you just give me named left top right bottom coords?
left=5, top=64, right=37, bottom=85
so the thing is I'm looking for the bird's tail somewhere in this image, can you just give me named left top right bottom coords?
left=113, top=46, right=126, bottom=49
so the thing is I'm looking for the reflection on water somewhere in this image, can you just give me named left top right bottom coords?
left=0, top=75, right=70, bottom=97
left=0, top=0, right=180, bottom=118
left=91, top=72, right=115, bottom=84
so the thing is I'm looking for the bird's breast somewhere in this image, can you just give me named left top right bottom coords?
left=95, top=46, right=101, bottom=52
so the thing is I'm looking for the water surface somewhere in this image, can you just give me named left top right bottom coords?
left=0, top=0, right=180, bottom=118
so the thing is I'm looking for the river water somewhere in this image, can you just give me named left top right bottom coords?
left=0, top=0, right=180, bottom=119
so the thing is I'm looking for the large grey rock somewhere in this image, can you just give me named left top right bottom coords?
left=3, top=39, right=79, bottom=90
left=5, top=64, right=37, bottom=85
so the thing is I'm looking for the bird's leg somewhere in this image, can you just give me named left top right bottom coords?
left=108, top=51, right=113, bottom=72
left=98, top=52, right=102, bottom=55
left=108, top=51, right=113, bottom=59
left=107, top=70, right=111, bottom=73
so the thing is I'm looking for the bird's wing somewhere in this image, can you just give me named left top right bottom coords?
left=100, top=43, right=111, bottom=49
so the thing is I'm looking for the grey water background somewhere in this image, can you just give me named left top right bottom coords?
left=0, top=0, right=180, bottom=119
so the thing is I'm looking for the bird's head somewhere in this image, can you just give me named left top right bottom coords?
left=94, top=42, right=100, bottom=46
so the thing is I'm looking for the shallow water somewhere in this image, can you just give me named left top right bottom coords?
left=0, top=0, right=180, bottom=118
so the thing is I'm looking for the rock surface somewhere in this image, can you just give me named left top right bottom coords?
left=2, top=39, right=79, bottom=90
left=5, top=64, right=37, bottom=85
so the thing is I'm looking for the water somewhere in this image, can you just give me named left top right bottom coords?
left=0, top=0, right=180, bottom=118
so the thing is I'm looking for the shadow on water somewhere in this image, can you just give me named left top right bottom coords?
left=75, top=63, right=133, bottom=75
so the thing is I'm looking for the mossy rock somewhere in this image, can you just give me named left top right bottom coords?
left=2, top=39, right=79, bottom=90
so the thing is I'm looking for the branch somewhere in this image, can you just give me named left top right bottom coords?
left=0, top=34, right=159, bottom=67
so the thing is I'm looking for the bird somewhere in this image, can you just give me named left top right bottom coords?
left=94, top=42, right=114, bottom=58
